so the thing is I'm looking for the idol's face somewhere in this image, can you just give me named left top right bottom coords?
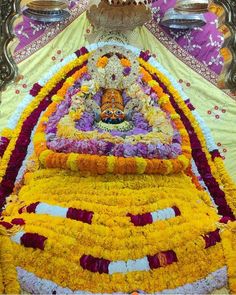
left=101, top=108, right=125, bottom=124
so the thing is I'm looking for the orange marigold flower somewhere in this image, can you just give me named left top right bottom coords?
left=120, top=58, right=131, bottom=67
left=97, top=156, right=108, bottom=175
left=96, top=56, right=108, bottom=68
left=125, top=158, right=136, bottom=174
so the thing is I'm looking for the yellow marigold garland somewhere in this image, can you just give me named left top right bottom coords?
left=0, top=231, right=20, bottom=294
left=214, top=157, right=236, bottom=216
left=221, top=222, right=236, bottom=293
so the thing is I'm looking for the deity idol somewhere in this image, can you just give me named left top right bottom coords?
left=0, top=42, right=235, bottom=295
left=100, top=89, right=125, bottom=124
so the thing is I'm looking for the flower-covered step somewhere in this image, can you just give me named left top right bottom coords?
left=3, top=164, right=224, bottom=293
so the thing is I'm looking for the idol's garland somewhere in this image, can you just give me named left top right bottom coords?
left=46, top=72, right=180, bottom=159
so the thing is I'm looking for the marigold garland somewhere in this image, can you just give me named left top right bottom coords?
left=221, top=222, right=236, bottom=293
left=0, top=233, right=20, bottom=294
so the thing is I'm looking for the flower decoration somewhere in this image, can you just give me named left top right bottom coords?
left=0, top=42, right=235, bottom=295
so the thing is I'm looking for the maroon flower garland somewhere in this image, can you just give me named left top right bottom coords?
left=170, top=97, right=235, bottom=220
left=19, top=202, right=94, bottom=224
left=67, top=208, right=93, bottom=224
left=0, top=137, right=10, bottom=158
left=147, top=250, right=177, bottom=270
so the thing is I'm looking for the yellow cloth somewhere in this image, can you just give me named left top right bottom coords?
left=0, top=12, right=235, bottom=185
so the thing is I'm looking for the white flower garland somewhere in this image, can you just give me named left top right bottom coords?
left=17, top=266, right=227, bottom=295
left=191, top=110, right=218, bottom=152
left=11, top=231, right=25, bottom=244
left=151, top=207, right=177, bottom=222
left=7, top=94, right=34, bottom=130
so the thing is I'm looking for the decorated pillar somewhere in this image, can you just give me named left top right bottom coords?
left=0, top=0, right=20, bottom=91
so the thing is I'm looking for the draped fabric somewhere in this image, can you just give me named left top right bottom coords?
left=15, top=0, right=224, bottom=75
